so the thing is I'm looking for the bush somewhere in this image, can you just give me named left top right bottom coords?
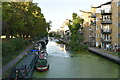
left=55, top=34, right=61, bottom=38
left=68, top=41, right=88, bottom=51
left=2, top=38, right=26, bottom=57
left=2, top=38, right=33, bottom=66
left=10, top=38, right=25, bottom=50
left=2, top=41, right=13, bottom=56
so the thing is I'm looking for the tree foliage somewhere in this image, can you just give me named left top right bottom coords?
left=2, top=2, right=51, bottom=39
left=66, top=13, right=85, bottom=51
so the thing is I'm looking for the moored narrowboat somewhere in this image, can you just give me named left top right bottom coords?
left=9, top=53, right=38, bottom=79
left=36, top=52, right=49, bottom=72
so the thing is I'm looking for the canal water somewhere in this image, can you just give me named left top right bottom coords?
left=32, top=39, right=119, bottom=78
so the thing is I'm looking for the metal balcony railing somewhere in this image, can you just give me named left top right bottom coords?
left=101, top=10, right=112, bottom=15
left=101, top=29, right=112, bottom=34
left=101, top=38, right=112, bottom=43
left=90, top=21, right=96, bottom=26
left=101, top=20, right=112, bottom=24
left=91, top=14, right=96, bottom=18
left=89, top=35, right=95, bottom=38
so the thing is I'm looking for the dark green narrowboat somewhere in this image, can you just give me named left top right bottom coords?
left=9, top=53, right=38, bottom=79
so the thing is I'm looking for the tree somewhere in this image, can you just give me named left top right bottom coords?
left=66, top=13, right=84, bottom=51
left=2, top=2, right=51, bottom=39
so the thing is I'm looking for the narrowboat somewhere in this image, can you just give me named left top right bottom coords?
left=36, top=52, right=49, bottom=72
left=9, top=53, right=38, bottom=79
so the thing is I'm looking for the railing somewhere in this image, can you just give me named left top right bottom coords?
left=101, top=29, right=112, bottom=34
left=101, top=38, right=111, bottom=43
left=89, top=35, right=95, bottom=38
left=90, top=21, right=96, bottom=26
left=101, top=20, right=112, bottom=24
left=101, top=9, right=112, bottom=15
left=91, top=14, right=96, bottom=18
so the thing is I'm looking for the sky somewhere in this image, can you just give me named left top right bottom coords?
left=33, top=0, right=111, bottom=31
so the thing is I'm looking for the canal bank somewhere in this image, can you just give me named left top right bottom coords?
left=1, top=42, right=36, bottom=79
left=2, top=38, right=48, bottom=79
left=88, top=47, right=120, bottom=65
left=58, top=38, right=120, bottom=64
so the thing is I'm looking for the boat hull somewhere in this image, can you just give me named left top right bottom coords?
left=36, top=65, right=49, bottom=72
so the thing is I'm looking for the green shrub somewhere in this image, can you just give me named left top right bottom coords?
left=2, top=41, right=13, bottom=57
left=68, top=41, right=88, bottom=51
left=2, top=38, right=32, bottom=65
left=55, top=34, right=61, bottom=38
left=10, top=38, right=25, bottom=50
left=2, top=38, right=26, bottom=57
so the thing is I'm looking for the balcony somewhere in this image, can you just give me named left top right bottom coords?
left=101, top=20, right=112, bottom=24
left=101, top=29, right=112, bottom=34
left=101, top=10, right=112, bottom=15
left=89, top=35, right=95, bottom=38
left=79, top=31, right=83, bottom=34
left=80, top=27, right=83, bottom=29
left=90, top=21, right=96, bottom=26
left=101, top=38, right=111, bottom=43
left=91, top=14, right=96, bottom=18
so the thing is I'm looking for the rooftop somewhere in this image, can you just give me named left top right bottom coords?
left=92, top=1, right=112, bottom=8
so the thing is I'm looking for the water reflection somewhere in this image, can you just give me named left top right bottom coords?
left=59, top=44, right=68, bottom=54
left=46, top=40, right=69, bottom=58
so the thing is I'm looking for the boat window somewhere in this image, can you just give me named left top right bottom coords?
left=38, top=59, right=47, bottom=63
left=37, top=59, right=43, bottom=63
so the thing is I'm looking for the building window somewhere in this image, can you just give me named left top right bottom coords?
left=96, top=42, right=98, bottom=47
left=96, top=17, right=99, bottom=21
left=117, top=2, right=120, bottom=6
left=118, top=23, right=120, bottom=27
left=96, top=26, right=99, bottom=30
left=118, top=13, right=120, bottom=17
left=101, top=25, right=102, bottom=28
left=96, top=34, right=99, bottom=38
left=118, top=34, right=120, bottom=37
left=116, top=23, right=120, bottom=27
left=116, top=33, right=120, bottom=37
left=101, top=34, right=102, bottom=38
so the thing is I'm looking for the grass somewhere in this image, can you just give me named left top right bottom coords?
left=2, top=40, right=38, bottom=78
left=2, top=56, right=25, bottom=78
left=2, top=43, right=35, bottom=78
left=2, top=38, right=43, bottom=78
left=2, top=47, right=26, bottom=66
left=2, top=39, right=32, bottom=66
left=2, top=38, right=40, bottom=66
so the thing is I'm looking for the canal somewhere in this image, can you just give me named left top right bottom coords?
left=32, top=39, right=119, bottom=78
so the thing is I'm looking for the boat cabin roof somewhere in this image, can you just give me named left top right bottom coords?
left=16, top=54, right=36, bottom=69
